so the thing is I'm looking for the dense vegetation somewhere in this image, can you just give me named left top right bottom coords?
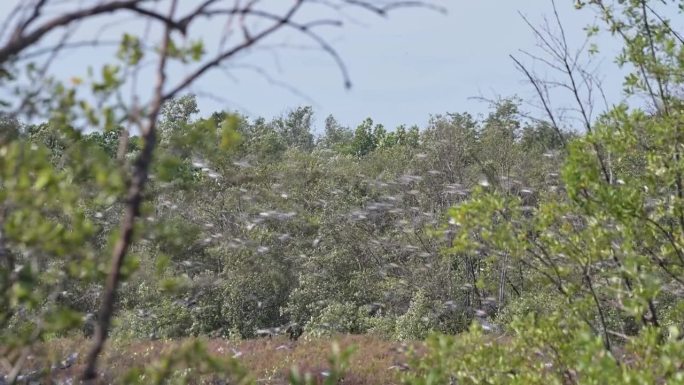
left=2, top=0, right=684, bottom=384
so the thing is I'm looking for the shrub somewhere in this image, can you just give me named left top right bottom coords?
left=364, top=316, right=397, bottom=339
left=403, top=312, right=684, bottom=385
left=112, top=298, right=194, bottom=339
left=306, top=302, right=367, bottom=337
left=395, top=290, right=437, bottom=341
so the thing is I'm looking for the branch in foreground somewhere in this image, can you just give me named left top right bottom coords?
left=81, top=0, right=179, bottom=380
left=0, top=0, right=188, bottom=65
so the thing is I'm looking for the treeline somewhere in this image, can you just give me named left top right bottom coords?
left=3, top=97, right=569, bottom=341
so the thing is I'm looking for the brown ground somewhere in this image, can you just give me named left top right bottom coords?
left=9, top=335, right=417, bottom=385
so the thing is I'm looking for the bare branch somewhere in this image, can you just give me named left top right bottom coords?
left=0, top=2, right=26, bottom=43
left=11, top=0, right=49, bottom=42
left=221, top=63, right=319, bottom=106
left=510, top=54, right=566, bottom=147
left=515, top=0, right=613, bottom=183
left=163, top=1, right=306, bottom=101
left=342, top=0, right=445, bottom=16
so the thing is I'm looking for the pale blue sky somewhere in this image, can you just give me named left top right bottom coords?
left=1, top=1, right=624, bottom=132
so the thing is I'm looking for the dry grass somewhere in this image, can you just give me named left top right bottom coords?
left=19, top=335, right=415, bottom=385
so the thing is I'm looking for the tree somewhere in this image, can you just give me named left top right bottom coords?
left=276, top=106, right=315, bottom=151
left=422, top=112, right=478, bottom=185
left=0, top=113, right=20, bottom=143
left=405, top=1, right=684, bottom=383
left=320, top=114, right=353, bottom=151
left=158, top=94, right=200, bottom=145
left=476, top=99, right=523, bottom=191
left=351, top=118, right=377, bottom=156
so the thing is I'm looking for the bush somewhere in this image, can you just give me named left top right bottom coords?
left=112, top=298, right=193, bottom=339
left=403, top=312, right=684, bottom=385
left=364, top=316, right=397, bottom=339
left=496, top=289, right=565, bottom=330
left=306, top=302, right=367, bottom=337
left=395, top=290, right=437, bottom=341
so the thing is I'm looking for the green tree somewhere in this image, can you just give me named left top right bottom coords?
left=351, top=117, right=377, bottom=156
left=158, top=94, right=200, bottom=146
left=405, top=1, right=684, bottom=383
left=275, top=106, right=315, bottom=151
left=319, top=114, right=353, bottom=151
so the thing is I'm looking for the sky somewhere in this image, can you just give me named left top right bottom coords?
left=0, top=1, right=625, bottom=133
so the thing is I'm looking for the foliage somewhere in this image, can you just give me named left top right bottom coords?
left=403, top=315, right=684, bottom=385
left=2, top=0, right=684, bottom=383
left=404, top=0, right=684, bottom=383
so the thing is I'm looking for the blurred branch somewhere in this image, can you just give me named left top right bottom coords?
left=341, top=0, right=445, bottom=15
left=163, top=1, right=306, bottom=101
left=0, top=0, right=185, bottom=65
left=81, top=0, right=179, bottom=381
